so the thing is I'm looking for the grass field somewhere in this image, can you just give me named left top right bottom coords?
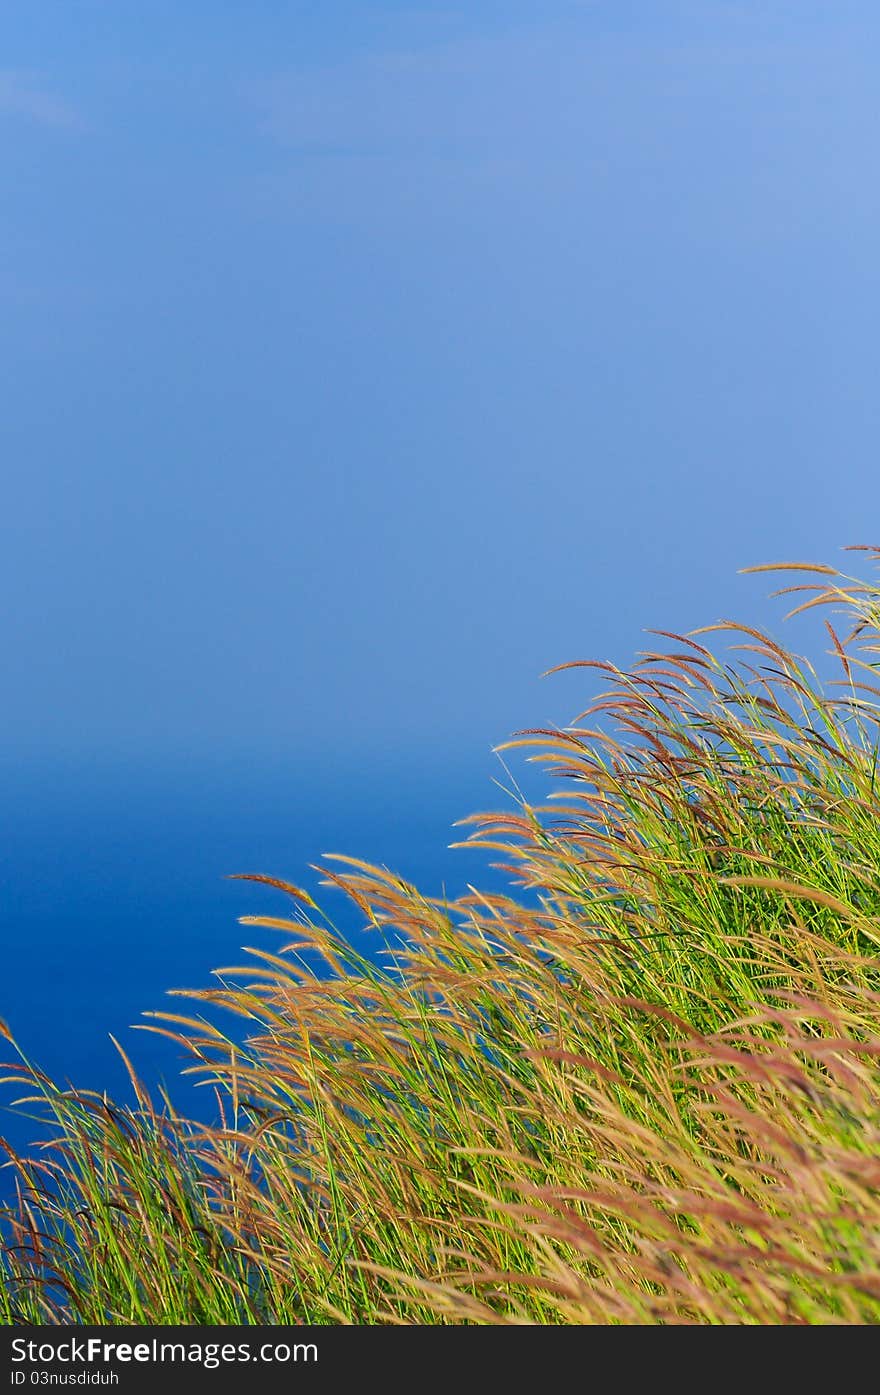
left=4, top=550, right=880, bottom=1324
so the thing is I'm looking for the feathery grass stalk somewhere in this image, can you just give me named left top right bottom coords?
left=4, top=549, right=880, bottom=1323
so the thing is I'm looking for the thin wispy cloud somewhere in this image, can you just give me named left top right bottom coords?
left=0, top=70, right=83, bottom=130
left=241, top=21, right=860, bottom=242
left=245, top=35, right=562, bottom=160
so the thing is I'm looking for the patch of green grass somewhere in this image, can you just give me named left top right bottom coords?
left=4, top=550, right=880, bottom=1323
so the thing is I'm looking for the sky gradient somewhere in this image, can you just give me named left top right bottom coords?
left=2, top=1, right=877, bottom=780
left=1, top=5, right=879, bottom=1140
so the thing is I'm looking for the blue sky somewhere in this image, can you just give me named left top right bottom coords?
left=2, top=1, right=878, bottom=781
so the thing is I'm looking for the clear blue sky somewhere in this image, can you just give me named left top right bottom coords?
left=2, top=1, right=878, bottom=782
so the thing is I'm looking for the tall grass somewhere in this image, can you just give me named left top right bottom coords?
left=4, top=550, right=880, bottom=1323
